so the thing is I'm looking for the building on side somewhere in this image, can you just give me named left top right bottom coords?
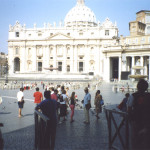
left=103, top=10, right=150, bottom=81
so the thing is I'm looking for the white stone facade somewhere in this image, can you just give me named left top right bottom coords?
left=8, top=0, right=118, bottom=81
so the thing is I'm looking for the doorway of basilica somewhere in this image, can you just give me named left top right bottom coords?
left=111, top=58, right=119, bottom=80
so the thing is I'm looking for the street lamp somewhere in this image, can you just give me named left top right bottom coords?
left=3, top=63, right=8, bottom=83
left=5, top=64, right=8, bottom=83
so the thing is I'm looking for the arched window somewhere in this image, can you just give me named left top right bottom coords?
left=14, top=57, right=20, bottom=72
left=50, top=65, right=53, bottom=71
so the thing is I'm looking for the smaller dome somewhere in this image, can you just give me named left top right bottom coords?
left=64, top=0, right=97, bottom=27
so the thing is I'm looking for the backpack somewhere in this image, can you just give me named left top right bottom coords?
left=131, top=92, right=150, bottom=129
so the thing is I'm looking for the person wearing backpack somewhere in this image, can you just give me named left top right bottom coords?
left=127, top=79, right=150, bottom=150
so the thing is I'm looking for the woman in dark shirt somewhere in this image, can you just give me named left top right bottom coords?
left=69, top=92, right=76, bottom=123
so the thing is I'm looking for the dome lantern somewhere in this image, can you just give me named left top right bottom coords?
left=77, top=0, right=85, bottom=6
left=64, top=0, right=97, bottom=27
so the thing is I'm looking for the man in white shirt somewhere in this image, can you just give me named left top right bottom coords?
left=17, top=88, right=24, bottom=117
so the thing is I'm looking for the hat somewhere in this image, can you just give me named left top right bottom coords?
left=84, top=87, right=88, bottom=91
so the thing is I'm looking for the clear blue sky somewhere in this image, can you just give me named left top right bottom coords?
left=0, top=0, right=149, bottom=54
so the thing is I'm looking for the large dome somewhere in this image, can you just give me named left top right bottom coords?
left=64, top=0, right=97, bottom=27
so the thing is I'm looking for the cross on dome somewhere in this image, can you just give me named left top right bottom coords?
left=77, top=0, right=85, bottom=5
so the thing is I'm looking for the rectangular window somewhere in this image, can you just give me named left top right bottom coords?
left=105, top=30, right=109, bottom=36
left=38, top=62, right=42, bottom=71
left=38, top=33, right=42, bottom=36
left=16, top=32, right=19, bottom=37
left=58, top=62, right=62, bottom=71
left=67, top=65, right=70, bottom=72
left=79, top=62, right=83, bottom=72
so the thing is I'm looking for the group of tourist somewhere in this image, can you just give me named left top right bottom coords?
left=17, top=83, right=104, bottom=122
left=16, top=83, right=104, bottom=148
left=16, top=79, right=150, bottom=149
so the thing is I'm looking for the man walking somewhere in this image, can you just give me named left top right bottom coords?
left=33, top=87, right=43, bottom=106
left=83, top=87, right=91, bottom=124
left=17, top=88, right=24, bottom=117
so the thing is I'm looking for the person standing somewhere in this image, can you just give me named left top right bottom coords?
left=94, top=90, right=102, bottom=119
left=17, top=88, right=24, bottom=117
left=69, top=92, right=76, bottom=123
left=51, top=89, right=59, bottom=118
left=43, top=83, right=45, bottom=90
left=35, top=91, right=57, bottom=150
left=127, top=79, right=150, bottom=150
left=58, top=90, right=68, bottom=124
left=118, top=93, right=129, bottom=112
left=83, top=87, right=91, bottom=124
left=33, top=87, right=43, bottom=106
left=51, top=89, right=58, bottom=101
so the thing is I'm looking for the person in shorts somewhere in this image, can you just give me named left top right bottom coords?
left=17, top=88, right=24, bottom=117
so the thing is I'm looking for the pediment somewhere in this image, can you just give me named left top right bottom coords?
left=46, top=32, right=73, bottom=40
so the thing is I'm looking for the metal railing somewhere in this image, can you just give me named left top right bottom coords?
left=34, top=110, right=50, bottom=150
left=104, top=107, right=130, bottom=150
left=0, top=123, right=4, bottom=150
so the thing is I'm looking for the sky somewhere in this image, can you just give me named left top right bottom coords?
left=0, top=0, right=150, bottom=54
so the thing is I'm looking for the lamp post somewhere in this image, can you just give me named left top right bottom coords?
left=3, top=62, right=8, bottom=84
left=5, top=64, right=8, bottom=83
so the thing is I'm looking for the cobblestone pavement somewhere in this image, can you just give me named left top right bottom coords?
left=0, top=81, right=126, bottom=150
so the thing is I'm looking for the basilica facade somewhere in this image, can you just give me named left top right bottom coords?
left=8, top=0, right=150, bottom=81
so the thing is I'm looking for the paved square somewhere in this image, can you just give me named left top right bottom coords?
left=0, top=81, right=126, bottom=150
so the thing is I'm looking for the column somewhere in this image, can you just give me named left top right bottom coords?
left=20, top=46, right=26, bottom=73
left=70, top=45, right=74, bottom=72
left=119, top=57, right=122, bottom=81
left=32, top=46, right=37, bottom=72
left=74, top=45, right=77, bottom=72
left=140, top=56, right=144, bottom=75
left=84, top=45, right=89, bottom=73
left=144, top=57, right=147, bottom=75
left=94, top=45, right=100, bottom=75
left=103, top=56, right=110, bottom=82
left=43, top=46, right=46, bottom=73
left=122, top=54, right=126, bottom=71
left=53, top=45, right=57, bottom=73
left=63, top=45, right=67, bottom=73
left=132, top=56, right=135, bottom=75
left=43, top=46, right=49, bottom=73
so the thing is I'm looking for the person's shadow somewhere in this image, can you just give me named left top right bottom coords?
left=0, top=112, right=11, bottom=115
left=23, top=113, right=34, bottom=117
